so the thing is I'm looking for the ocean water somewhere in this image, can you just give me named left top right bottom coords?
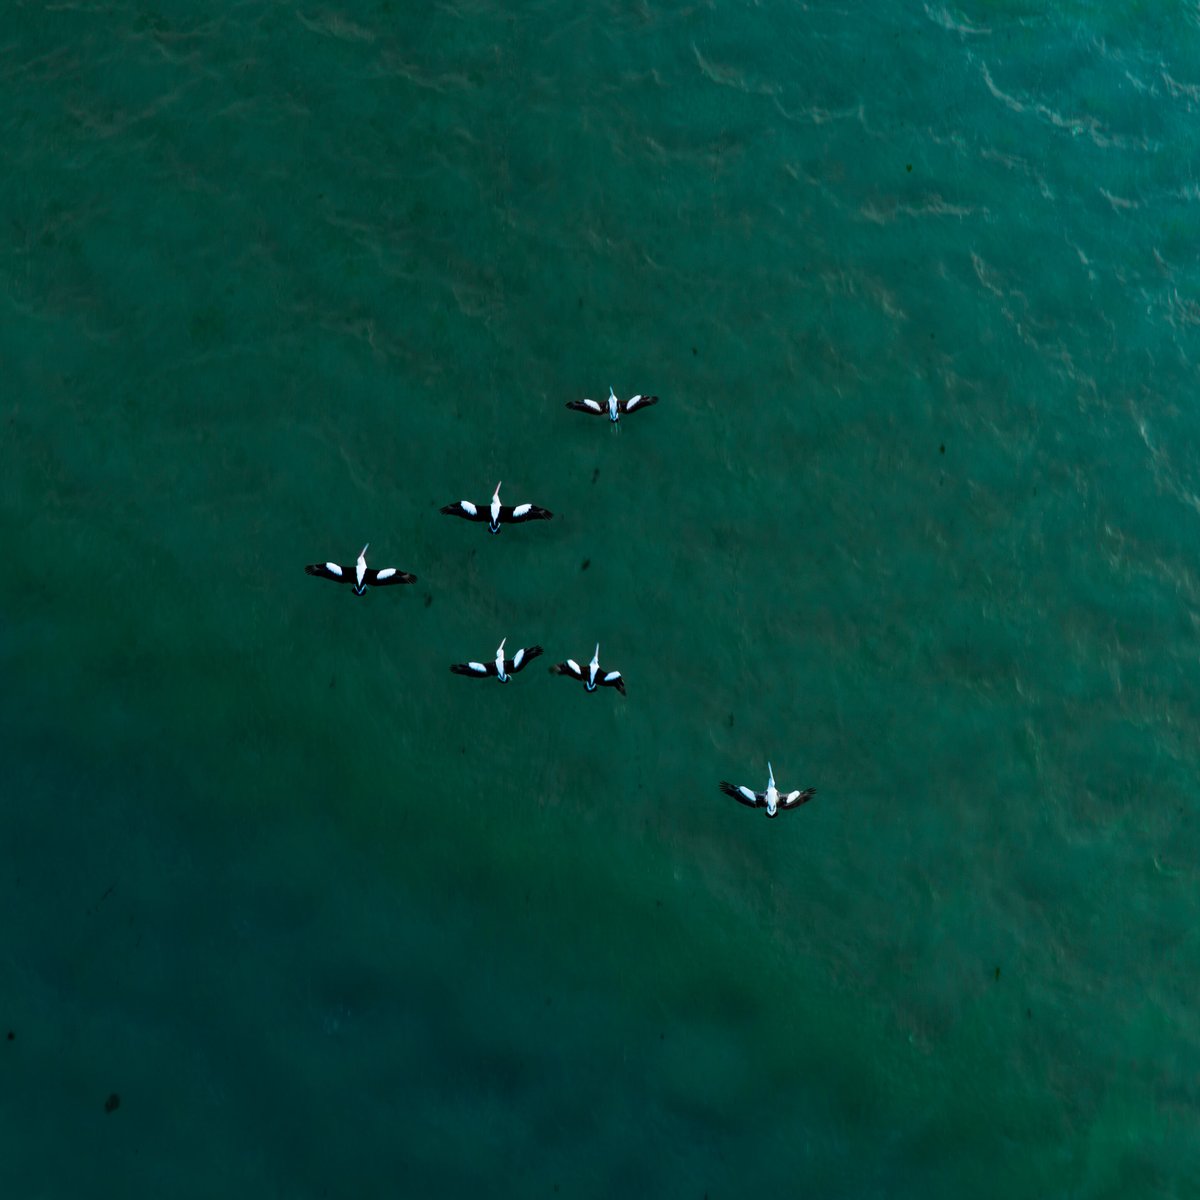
left=3, top=0, right=1200, bottom=1195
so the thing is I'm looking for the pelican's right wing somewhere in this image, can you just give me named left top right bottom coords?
left=365, top=567, right=417, bottom=586
left=618, top=394, right=658, bottom=415
left=506, top=646, right=544, bottom=674
left=502, top=503, right=554, bottom=523
left=598, top=669, right=626, bottom=696
left=780, top=788, right=817, bottom=809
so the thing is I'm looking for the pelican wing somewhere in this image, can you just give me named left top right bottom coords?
left=566, top=399, right=605, bottom=416
left=618, top=393, right=658, bottom=415
left=365, top=567, right=417, bottom=587
left=450, top=660, right=496, bottom=678
left=506, top=645, right=544, bottom=674
left=305, top=562, right=350, bottom=584
left=719, top=782, right=763, bottom=808
left=598, top=669, right=626, bottom=696
left=440, top=500, right=487, bottom=522
left=780, top=788, right=817, bottom=810
left=502, top=503, right=553, bottom=523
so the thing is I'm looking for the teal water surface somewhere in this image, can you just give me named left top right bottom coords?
left=2, top=2, right=1200, bottom=1196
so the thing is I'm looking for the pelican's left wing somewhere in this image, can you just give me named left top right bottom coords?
left=305, top=561, right=349, bottom=584
left=450, top=660, right=496, bottom=678
left=566, top=399, right=605, bottom=416
left=719, top=782, right=762, bottom=808
left=441, top=500, right=487, bottom=522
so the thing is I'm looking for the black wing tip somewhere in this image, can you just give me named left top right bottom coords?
left=304, top=564, right=323, bottom=576
left=526, top=645, right=545, bottom=659
left=718, top=781, right=738, bottom=797
left=449, top=663, right=474, bottom=676
left=613, top=679, right=627, bottom=696
left=439, top=503, right=460, bottom=516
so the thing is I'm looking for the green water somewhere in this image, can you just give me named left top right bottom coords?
left=3, top=1, right=1199, bottom=1195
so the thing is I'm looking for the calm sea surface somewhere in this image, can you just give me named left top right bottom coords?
left=3, top=2, right=1199, bottom=1195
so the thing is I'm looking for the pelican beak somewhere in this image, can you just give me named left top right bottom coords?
left=360, top=543, right=369, bottom=559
